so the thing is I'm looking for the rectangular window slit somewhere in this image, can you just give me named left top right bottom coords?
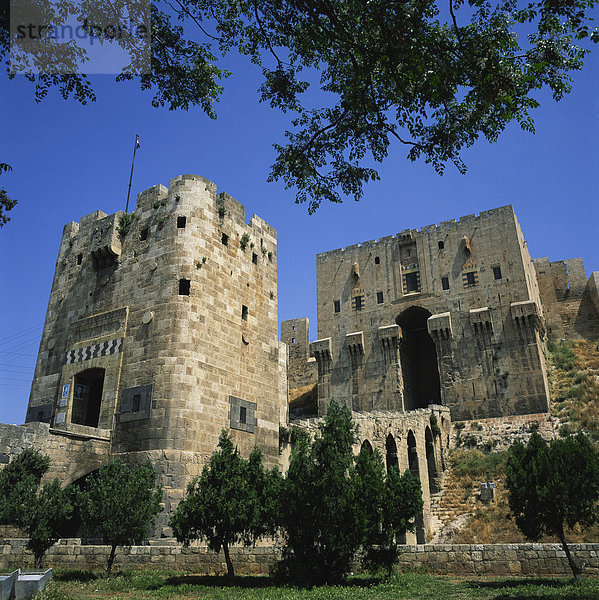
left=221, top=233, right=229, bottom=246
left=442, top=276, right=450, bottom=290
left=377, top=291, right=384, bottom=304
left=177, top=216, right=187, bottom=228
left=252, top=253, right=258, bottom=265
left=242, top=305, right=248, bottom=321
left=334, top=300, right=341, bottom=313
left=77, top=254, right=83, bottom=265
left=140, top=228, right=148, bottom=241
left=493, top=266, right=502, bottom=280
left=239, top=406, right=247, bottom=424
left=179, top=279, right=191, bottom=295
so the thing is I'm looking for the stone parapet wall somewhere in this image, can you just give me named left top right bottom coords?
left=0, top=540, right=280, bottom=575
left=2, top=540, right=597, bottom=577
left=395, top=543, right=599, bottom=577
left=452, top=413, right=556, bottom=452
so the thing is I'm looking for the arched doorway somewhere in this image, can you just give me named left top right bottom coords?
left=361, top=440, right=373, bottom=455
left=71, top=368, right=105, bottom=427
left=397, top=307, right=441, bottom=410
left=425, top=427, right=441, bottom=494
left=386, top=434, right=398, bottom=472
left=407, top=430, right=426, bottom=544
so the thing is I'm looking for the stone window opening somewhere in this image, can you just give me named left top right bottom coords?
left=442, top=276, right=450, bottom=290
left=132, top=394, right=141, bottom=413
left=252, top=252, right=258, bottom=265
left=177, top=216, right=187, bottom=228
left=334, top=300, right=341, bottom=313
left=292, top=325, right=296, bottom=331
left=140, top=228, right=149, bottom=241
left=377, top=291, right=384, bottom=304
left=493, top=266, right=502, bottom=280
left=291, top=338, right=296, bottom=343
left=374, top=256, right=380, bottom=265
left=353, top=295, right=364, bottom=310
left=179, top=279, right=191, bottom=295
left=77, top=254, right=83, bottom=265
left=239, top=405, right=247, bottom=424
left=242, top=305, right=248, bottom=321
left=438, top=241, right=444, bottom=250
left=221, top=232, right=229, bottom=246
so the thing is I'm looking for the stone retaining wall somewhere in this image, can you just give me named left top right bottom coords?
left=2, top=540, right=598, bottom=577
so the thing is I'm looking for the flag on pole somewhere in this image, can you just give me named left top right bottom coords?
left=135, top=134, right=141, bottom=149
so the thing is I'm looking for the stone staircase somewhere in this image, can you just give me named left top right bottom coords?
left=429, top=466, right=476, bottom=536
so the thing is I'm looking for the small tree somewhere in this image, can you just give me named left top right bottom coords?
left=0, top=449, right=72, bottom=567
left=170, top=430, right=278, bottom=577
left=506, top=430, right=599, bottom=580
left=355, top=446, right=423, bottom=577
left=279, top=400, right=364, bottom=583
left=81, top=460, right=162, bottom=574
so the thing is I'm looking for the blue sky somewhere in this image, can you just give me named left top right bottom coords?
left=0, top=44, right=598, bottom=425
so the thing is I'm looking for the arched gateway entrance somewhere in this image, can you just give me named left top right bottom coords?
left=397, top=307, right=441, bottom=410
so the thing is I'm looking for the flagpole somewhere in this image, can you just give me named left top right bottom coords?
left=125, top=134, right=139, bottom=213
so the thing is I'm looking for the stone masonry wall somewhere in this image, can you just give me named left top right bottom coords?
left=0, top=422, right=110, bottom=486
left=2, top=540, right=598, bottom=577
left=451, top=413, right=556, bottom=452
left=534, top=258, right=599, bottom=341
left=281, top=318, right=318, bottom=390
left=312, top=206, right=550, bottom=421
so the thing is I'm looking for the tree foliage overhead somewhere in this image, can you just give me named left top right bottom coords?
left=80, top=459, right=162, bottom=574
left=0, top=163, right=16, bottom=227
left=169, top=430, right=280, bottom=578
left=2, top=0, right=597, bottom=212
left=506, top=430, right=599, bottom=579
left=0, top=448, right=72, bottom=568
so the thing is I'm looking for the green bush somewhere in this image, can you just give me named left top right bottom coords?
left=548, top=341, right=577, bottom=371
left=450, top=449, right=507, bottom=480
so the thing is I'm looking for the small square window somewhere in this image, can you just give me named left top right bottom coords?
left=252, top=253, right=258, bottom=265
left=242, top=305, right=248, bottom=321
left=239, top=406, right=247, bottom=424
left=132, top=394, right=141, bottom=413
left=353, top=295, right=364, bottom=310
left=140, top=228, right=149, bottom=241
left=438, top=241, right=444, bottom=250
left=377, top=291, right=384, bottom=304
left=374, top=256, right=380, bottom=265
left=177, top=216, right=187, bottom=228
left=221, top=233, right=229, bottom=246
left=442, top=276, right=450, bottom=290
left=334, top=300, right=341, bottom=313
left=493, top=266, right=502, bottom=280
left=179, top=279, right=191, bottom=295
left=77, top=254, right=83, bottom=265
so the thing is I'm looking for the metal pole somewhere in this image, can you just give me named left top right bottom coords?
left=125, top=135, right=139, bottom=213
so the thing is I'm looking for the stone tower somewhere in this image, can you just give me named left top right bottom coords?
left=24, top=174, right=285, bottom=532
left=309, top=206, right=552, bottom=420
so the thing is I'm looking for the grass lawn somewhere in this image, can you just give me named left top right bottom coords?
left=36, top=569, right=599, bottom=600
